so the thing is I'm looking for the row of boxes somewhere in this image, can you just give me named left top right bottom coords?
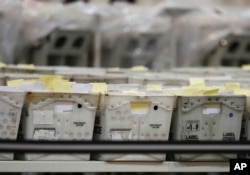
left=0, top=65, right=250, bottom=161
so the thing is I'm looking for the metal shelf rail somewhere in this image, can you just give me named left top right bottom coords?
left=0, top=140, right=248, bottom=172
left=0, top=161, right=229, bottom=173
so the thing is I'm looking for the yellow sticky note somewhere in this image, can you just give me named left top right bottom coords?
left=53, top=81, right=72, bottom=92
left=0, top=62, right=6, bottom=68
left=131, top=101, right=149, bottom=112
left=242, top=64, right=250, bottom=71
left=38, top=75, right=62, bottom=82
left=107, top=67, right=120, bottom=72
left=189, top=78, right=205, bottom=87
left=163, top=90, right=178, bottom=95
left=17, top=64, right=35, bottom=70
left=234, top=88, right=250, bottom=96
left=91, top=83, right=107, bottom=93
left=122, top=90, right=138, bottom=94
left=226, top=82, right=240, bottom=90
left=203, top=87, right=219, bottom=96
left=7, top=79, right=23, bottom=87
left=146, top=84, right=162, bottom=91
left=38, top=75, right=64, bottom=90
left=131, top=66, right=148, bottom=71
left=175, top=88, right=204, bottom=96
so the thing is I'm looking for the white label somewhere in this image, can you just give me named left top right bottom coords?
left=202, top=104, right=221, bottom=115
left=111, top=130, right=131, bottom=141
left=18, top=82, right=33, bottom=90
left=55, top=103, right=73, bottom=113
left=33, top=82, right=45, bottom=90
left=33, top=110, right=54, bottom=124
left=72, top=83, right=91, bottom=92
left=33, top=129, right=56, bottom=140
left=18, top=82, right=45, bottom=91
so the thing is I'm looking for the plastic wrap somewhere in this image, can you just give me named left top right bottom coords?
left=18, top=1, right=105, bottom=44
left=16, top=1, right=102, bottom=65
left=55, top=2, right=99, bottom=31
left=101, top=3, right=172, bottom=69
left=0, top=0, right=22, bottom=63
left=175, top=8, right=237, bottom=67
left=19, top=0, right=63, bottom=45
left=152, top=0, right=219, bottom=17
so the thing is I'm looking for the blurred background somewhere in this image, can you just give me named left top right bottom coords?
left=2, top=0, right=250, bottom=70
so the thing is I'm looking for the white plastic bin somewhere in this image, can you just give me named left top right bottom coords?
left=94, top=92, right=175, bottom=161
left=172, top=95, right=245, bottom=161
left=0, top=87, right=26, bottom=160
left=23, top=91, right=99, bottom=161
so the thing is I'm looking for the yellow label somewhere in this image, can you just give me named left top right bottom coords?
left=38, top=75, right=64, bottom=90
left=107, top=67, right=120, bottom=72
left=52, top=81, right=72, bottom=92
left=163, top=90, right=179, bottom=95
left=122, top=90, right=139, bottom=94
left=91, top=83, right=107, bottom=93
left=131, top=101, right=149, bottom=112
left=189, top=78, right=205, bottom=87
left=242, top=64, right=250, bottom=71
left=203, top=87, right=219, bottom=96
left=0, top=62, right=6, bottom=68
left=38, top=75, right=62, bottom=82
left=17, top=64, right=35, bottom=70
left=146, top=84, right=162, bottom=91
left=7, top=79, right=23, bottom=87
left=226, top=82, right=240, bottom=90
left=131, top=66, right=148, bottom=71
left=234, top=88, right=250, bottom=96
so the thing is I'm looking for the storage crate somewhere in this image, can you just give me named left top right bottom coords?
left=172, top=95, right=245, bottom=161
left=22, top=29, right=95, bottom=67
left=23, top=91, right=99, bottom=161
left=128, top=73, right=189, bottom=86
left=5, top=73, right=46, bottom=82
left=68, top=74, right=128, bottom=84
left=103, top=32, right=172, bottom=69
left=205, top=33, right=250, bottom=67
left=0, top=87, right=26, bottom=160
left=238, top=94, right=250, bottom=158
left=94, top=92, right=175, bottom=161
left=4, top=65, right=55, bottom=74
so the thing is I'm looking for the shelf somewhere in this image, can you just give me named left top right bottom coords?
left=0, top=161, right=229, bottom=172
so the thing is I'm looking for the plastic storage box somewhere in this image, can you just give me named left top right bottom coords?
left=172, top=95, right=245, bottom=161
left=0, top=87, right=26, bottom=160
left=23, top=91, right=99, bottom=160
left=94, top=91, right=175, bottom=161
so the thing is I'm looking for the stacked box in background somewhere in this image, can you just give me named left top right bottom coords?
left=28, top=29, right=95, bottom=67
left=205, top=33, right=250, bottom=67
